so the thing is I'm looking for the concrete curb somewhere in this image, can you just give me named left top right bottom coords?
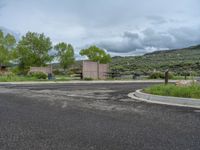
left=0, top=80, right=177, bottom=85
left=128, top=89, right=200, bottom=109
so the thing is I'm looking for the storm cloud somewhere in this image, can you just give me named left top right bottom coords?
left=0, top=0, right=200, bottom=56
left=99, top=26, right=200, bottom=54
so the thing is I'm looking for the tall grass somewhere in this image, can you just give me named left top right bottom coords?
left=0, top=75, right=41, bottom=82
left=144, top=84, right=200, bottom=99
left=0, top=75, right=73, bottom=82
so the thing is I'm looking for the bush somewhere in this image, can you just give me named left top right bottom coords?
left=149, top=72, right=173, bottom=79
left=53, top=69, right=61, bottom=75
left=10, top=67, right=20, bottom=75
left=83, top=77, right=93, bottom=81
left=68, top=68, right=81, bottom=75
left=30, top=72, right=47, bottom=79
left=149, top=72, right=164, bottom=79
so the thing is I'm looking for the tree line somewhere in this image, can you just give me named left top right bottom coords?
left=0, top=30, right=111, bottom=74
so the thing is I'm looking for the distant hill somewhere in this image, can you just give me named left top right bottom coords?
left=111, top=45, right=200, bottom=75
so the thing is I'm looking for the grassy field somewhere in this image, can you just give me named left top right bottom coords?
left=144, top=84, right=200, bottom=99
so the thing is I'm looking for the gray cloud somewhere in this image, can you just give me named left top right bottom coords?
left=123, top=32, right=139, bottom=39
left=142, top=28, right=174, bottom=49
left=0, top=0, right=200, bottom=56
left=0, top=1, right=5, bottom=11
left=168, top=27, right=200, bottom=48
left=98, top=32, right=143, bottom=53
left=98, top=26, right=200, bottom=53
left=147, top=16, right=167, bottom=25
left=0, top=4, right=3, bottom=9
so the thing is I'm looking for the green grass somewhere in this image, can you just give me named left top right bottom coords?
left=172, top=76, right=195, bottom=80
left=144, top=84, right=200, bottom=99
left=0, top=75, right=46, bottom=82
left=0, top=75, right=79, bottom=82
left=54, top=75, right=71, bottom=81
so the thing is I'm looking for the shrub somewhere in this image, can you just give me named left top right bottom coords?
left=149, top=72, right=164, bottom=79
left=190, top=71, right=198, bottom=76
left=167, top=72, right=173, bottom=79
left=53, top=69, right=61, bottom=75
left=30, top=72, right=47, bottom=79
left=149, top=72, right=173, bottom=79
left=68, top=68, right=81, bottom=75
left=10, top=67, right=20, bottom=75
left=83, top=77, right=93, bottom=81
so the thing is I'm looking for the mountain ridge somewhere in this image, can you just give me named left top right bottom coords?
left=110, top=44, right=200, bottom=75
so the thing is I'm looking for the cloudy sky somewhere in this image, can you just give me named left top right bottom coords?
left=0, top=0, right=200, bottom=56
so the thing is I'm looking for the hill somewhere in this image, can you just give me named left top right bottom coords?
left=110, top=45, right=200, bottom=75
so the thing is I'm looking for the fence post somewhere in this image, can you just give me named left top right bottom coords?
left=97, top=61, right=100, bottom=80
left=80, top=72, right=83, bottom=80
left=165, top=69, right=169, bottom=85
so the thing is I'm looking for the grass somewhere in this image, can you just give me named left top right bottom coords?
left=172, top=76, right=195, bottom=80
left=0, top=75, right=80, bottom=82
left=54, top=75, right=72, bottom=81
left=0, top=75, right=46, bottom=82
left=144, top=84, right=200, bottom=99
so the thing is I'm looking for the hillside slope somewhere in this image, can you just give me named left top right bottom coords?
left=111, top=45, right=200, bottom=75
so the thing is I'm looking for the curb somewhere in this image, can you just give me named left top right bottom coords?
left=0, top=80, right=177, bottom=85
left=128, top=89, right=200, bottom=109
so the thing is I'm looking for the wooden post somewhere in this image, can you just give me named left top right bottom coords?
left=97, top=61, right=100, bottom=80
left=165, top=69, right=169, bottom=85
left=80, top=72, right=83, bottom=80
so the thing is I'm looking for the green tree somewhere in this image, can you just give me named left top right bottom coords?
left=79, top=45, right=111, bottom=63
left=14, top=32, right=53, bottom=72
left=54, top=42, right=75, bottom=72
left=0, top=30, right=16, bottom=66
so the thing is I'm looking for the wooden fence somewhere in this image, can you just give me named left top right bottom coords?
left=29, top=66, right=53, bottom=75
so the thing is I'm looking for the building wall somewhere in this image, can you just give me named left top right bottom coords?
left=98, top=64, right=109, bottom=80
left=82, top=61, right=109, bottom=79
left=29, top=66, right=53, bottom=75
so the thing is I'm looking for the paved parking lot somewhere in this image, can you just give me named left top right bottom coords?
left=0, top=83, right=200, bottom=150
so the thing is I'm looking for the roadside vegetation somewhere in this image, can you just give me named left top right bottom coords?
left=0, top=30, right=111, bottom=82
left=0, top=29, right=200, bottom=82
left=0, top=74, right=45, bottom=82
left=0, top=74, right=82, bottom=82
left=144, top=84, right=200, bottom=99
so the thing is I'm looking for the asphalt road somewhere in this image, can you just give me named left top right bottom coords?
left=0, top=83, right=199, bottom=150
